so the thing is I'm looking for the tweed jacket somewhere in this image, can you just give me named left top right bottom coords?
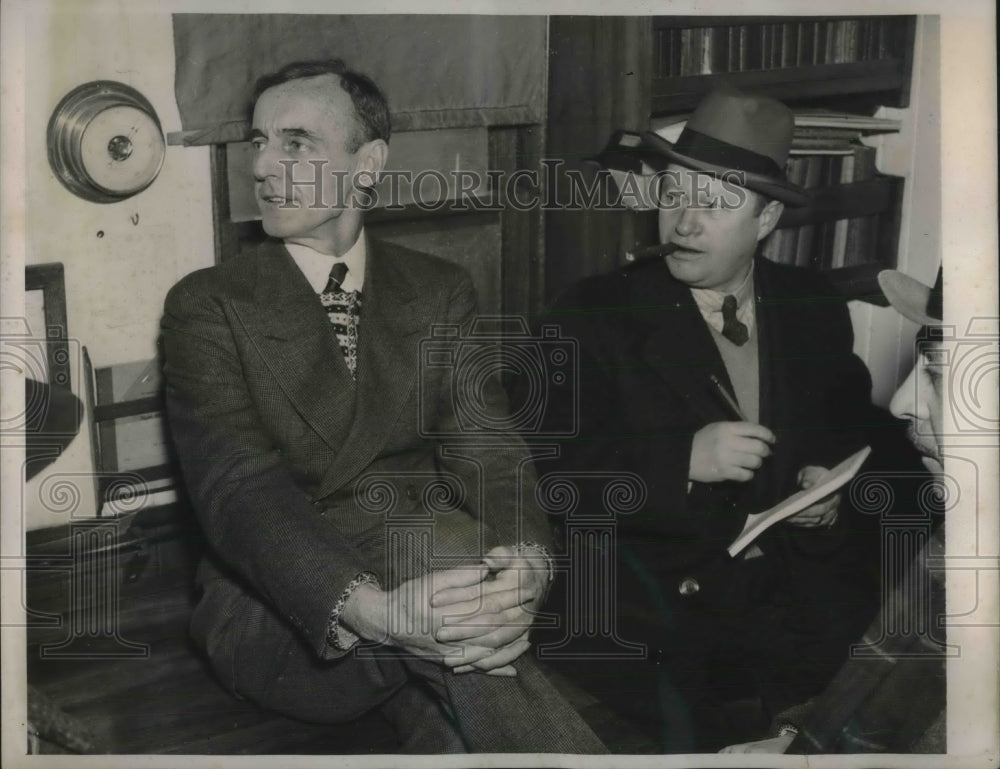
left=161, top=237, right=554, bottom=668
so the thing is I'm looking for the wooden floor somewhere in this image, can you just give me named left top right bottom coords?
left=24, top=516, right=660, bottom=755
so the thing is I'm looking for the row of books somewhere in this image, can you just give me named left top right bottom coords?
left=653, top=18, right=907, bottom=78
left=762, top=143, right=882, bottom=271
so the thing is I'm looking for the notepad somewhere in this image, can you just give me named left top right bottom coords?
left=728, top=445, right=872, bottom=557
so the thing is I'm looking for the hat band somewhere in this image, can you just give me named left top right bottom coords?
left=672, top=128, right=785, bottom=180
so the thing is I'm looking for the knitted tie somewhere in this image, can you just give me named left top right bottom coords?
left=721, top=294, right=749, bottom=346
left=319, top=261, right=361, bottom=378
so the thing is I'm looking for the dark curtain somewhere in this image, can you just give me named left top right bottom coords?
left=545, top=17, right=653, bottom=303
left=171, top=14, right=547, bottom=145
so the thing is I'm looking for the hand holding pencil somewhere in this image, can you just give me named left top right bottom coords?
left=688, top=376, right=776, bottom=484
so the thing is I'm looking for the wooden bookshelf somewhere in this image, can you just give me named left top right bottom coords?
left=778, top=176, right=903, bottom=228
left=650, top=16, right=915, bottom=108
left=545, top=15, right=916, bottom=303
left=651, top=60, right=910, bottom=114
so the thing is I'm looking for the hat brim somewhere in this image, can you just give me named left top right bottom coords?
left=641, top=131, right=810, bottom=208
left=588, top=138, right=671, bottom=176
left=878, top=270, right=940, bottom=326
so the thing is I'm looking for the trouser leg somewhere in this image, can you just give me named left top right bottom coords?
left=233, top=631, right=467, bottom=752
left=438, top=655, right=608, bottom=753
left=377, top=677, right=466, bottom=753
left=233, top=625, right=603, bottom=753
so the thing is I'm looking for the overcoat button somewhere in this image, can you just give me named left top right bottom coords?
left=678, top=577, right=700, bottom=596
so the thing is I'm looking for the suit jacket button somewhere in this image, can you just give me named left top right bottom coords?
left=678, top=577, right=700, bottom=596
left=406, top=485, right=418, bottom=501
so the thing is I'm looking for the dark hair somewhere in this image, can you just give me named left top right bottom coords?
left=251, top=59, right=391, bottom=151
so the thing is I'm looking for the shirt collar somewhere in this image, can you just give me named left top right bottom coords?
left=285, top=230, right=367, bottom=294
left=689, top=264, right=756, bottom=338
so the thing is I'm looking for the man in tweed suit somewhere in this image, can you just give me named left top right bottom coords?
left=160, top=59, right=605, bottom=753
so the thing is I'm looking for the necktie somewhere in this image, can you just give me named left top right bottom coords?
left=319, top=262, right=361, bottom=378
left=323, top=261, right=349, bottom=293
left=721, top=294, right=749, bottom=346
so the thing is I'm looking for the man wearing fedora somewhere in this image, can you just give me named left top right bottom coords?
left=721, top=266, right=947, bottom=755
left=534, top=89, right=921, bottom=750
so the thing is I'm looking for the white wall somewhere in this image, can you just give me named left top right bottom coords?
left=21, top=1, right=214, bottom=529
left=849, top=15, right=941, bottom=406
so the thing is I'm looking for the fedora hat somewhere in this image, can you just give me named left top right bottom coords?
left=640, top=89, right=809, bottom=207
left=878, top=267, right=943, bottom=326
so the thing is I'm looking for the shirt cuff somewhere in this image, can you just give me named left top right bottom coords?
left=326, top=571, right=381, bottom=651
left=516, top=541, right=555, bottom=583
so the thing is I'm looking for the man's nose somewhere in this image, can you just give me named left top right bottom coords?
left=252, top=143, right=279, bottom=181
left=889, top=366, right=919, bottom=420
left=673, top=203, right=700, bottom=236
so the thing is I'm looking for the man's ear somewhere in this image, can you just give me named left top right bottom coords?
left=354, top=139, right=388, bottom=187
left=756, top=199, right=785, bottom=241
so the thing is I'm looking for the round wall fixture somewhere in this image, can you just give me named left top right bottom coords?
left=47, top=81, right=166, bottom=204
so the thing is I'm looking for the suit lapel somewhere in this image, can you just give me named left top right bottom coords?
left=230, top=240, right=356, bottom=454
left=315, top=239, right=427, bottom=497
left=634, top=263, right=738, bottom=426
left=637, top=258, right=791, bottom=512
left=754, top=258, right=799, bottom=499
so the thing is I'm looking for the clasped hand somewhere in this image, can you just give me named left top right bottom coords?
left=384, top=545, right=548, bottom=677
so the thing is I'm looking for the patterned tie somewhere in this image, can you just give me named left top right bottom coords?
left=721, top=294, right=749, bottom=346
left=319, top=262, right=361, bottom=378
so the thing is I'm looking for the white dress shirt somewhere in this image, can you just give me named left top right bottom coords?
left=285, top=230, right=367, bottom=294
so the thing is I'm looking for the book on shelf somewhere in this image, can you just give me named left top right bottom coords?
left=796, top=155, right=825, bottom=267
left=780, top=23, right=796, bottom=68
left=843, top=144, right=879, bottom=267
left=651, top=17, right=908, bottom=78
left=790, top=138, right=855, bottom=156
left=793, top=110, right=901, bottom=133
left=830, top=152, right=856, bottom=268
left=796, top=20, right=813, bottom=66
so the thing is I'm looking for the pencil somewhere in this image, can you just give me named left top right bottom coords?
left=709, top=374, right=748, bottom=422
